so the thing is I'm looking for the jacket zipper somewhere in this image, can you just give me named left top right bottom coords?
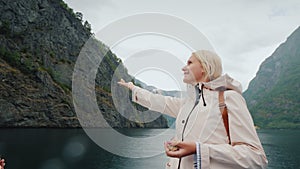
left=177, top=85, right=200, bottom=169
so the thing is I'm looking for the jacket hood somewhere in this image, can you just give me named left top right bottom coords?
left=185, top=74, right=243, bottom=102
left=201, top=74, right=243, bottom=94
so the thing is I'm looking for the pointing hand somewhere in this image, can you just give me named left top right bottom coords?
left=118, top=79, right=135, bottom=90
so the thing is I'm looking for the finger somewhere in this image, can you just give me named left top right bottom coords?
left=168, top=140, right=180, bottom=147
left=165, top=142, right=182, bottom=158
left=166, top=148, right=182, bottom=158
left=117, top=79, right=125, bottom=84
left=117, top=79, right=127, bottom=87
left=164, top=142, right=170, bottom=152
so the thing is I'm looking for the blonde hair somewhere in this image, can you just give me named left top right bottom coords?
left=192, top=50, right=223, bottom=81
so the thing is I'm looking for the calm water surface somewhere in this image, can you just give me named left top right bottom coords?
left=0, top=128, right=299, bottom=169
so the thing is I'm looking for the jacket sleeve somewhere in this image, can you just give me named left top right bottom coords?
left=131, top=86, right=184, bottom=118
left=197, top=90, right=268, bottom=169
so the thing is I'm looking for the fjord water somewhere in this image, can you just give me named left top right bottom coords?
left=0, top=128, right=299, bottom=169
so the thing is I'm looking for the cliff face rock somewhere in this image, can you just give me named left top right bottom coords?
left=0, top=58, right=76, bottom=127
left=0, top=0, right=168, bottom=128
left=244, top=27, right=300, bottom=129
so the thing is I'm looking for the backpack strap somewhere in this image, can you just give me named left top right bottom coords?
left=219, top=91, right=231, bottom=144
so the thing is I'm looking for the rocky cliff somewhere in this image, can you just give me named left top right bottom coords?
left=244, top=26, right=300, bottom=129
left=0, top=0, right=168, bottom=128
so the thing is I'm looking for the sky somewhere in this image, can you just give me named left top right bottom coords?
left=64, top=0, right=299, bottom=91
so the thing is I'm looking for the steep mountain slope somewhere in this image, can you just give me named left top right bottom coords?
left=244, top=26, right=300, bottom=129
left=0, top=0, right=168, bottom=128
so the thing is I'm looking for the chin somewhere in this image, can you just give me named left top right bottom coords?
left=183, top=78, right=192, bottom=84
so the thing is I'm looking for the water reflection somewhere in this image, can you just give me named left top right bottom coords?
left=39, top=158, right=65, bottom=169
left=0, top=128, right=299, bottom=169
left=259, top=129, right=300, bottom=169
left=62, top=136, right=87, bottom=162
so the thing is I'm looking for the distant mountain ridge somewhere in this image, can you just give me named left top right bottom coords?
left=244, top=26, right=300, bottom=129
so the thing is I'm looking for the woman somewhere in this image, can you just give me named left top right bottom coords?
left=118, top=50, right=268, bottom=169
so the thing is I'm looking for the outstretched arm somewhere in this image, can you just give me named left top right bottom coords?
left=118, top=79, right=184, bottom=118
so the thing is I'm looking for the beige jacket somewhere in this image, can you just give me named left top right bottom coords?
left=132, top=74, right=268, bottom=169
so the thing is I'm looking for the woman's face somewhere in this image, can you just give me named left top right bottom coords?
left=182, top=55, right=207, bottom=84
